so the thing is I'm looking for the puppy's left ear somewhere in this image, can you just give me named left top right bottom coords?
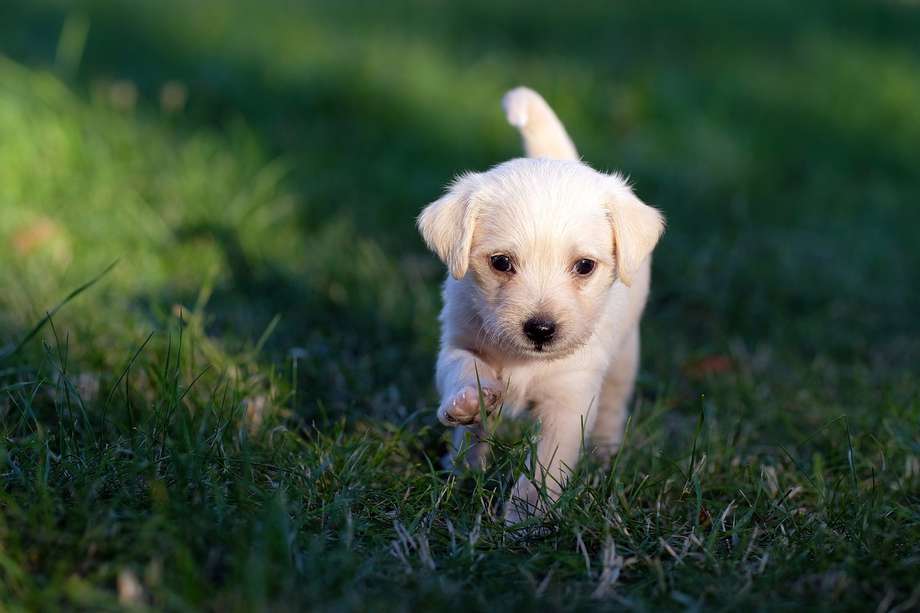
left=417, top=172, right=482, bottom=279
left=605, top=178, right=665, bottom=286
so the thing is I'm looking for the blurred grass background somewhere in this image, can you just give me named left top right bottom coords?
left=0, top=0, right=918, bottom=610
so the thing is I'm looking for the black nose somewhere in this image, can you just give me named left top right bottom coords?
left=523, top=316, right=557, bottom=345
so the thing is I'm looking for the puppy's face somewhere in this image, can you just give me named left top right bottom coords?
left=419, top=159, right=663, bottom=359
left=466, top=176, right=615, bottom=358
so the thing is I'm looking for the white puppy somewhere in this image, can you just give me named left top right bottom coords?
left=417, top=87, right=664, bottom=522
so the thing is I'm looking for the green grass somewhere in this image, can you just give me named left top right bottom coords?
left=1, top=0, right=919, bottom=610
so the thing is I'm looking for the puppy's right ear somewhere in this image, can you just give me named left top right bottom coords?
left=417, top=172, right=482, bottom=279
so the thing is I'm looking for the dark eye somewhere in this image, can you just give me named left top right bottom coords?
left=573, top=258, right=596, bottom=276
left=490, top=254, right=514, bottom=273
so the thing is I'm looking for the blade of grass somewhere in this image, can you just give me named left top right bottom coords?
left=0, top=260, right=119, bottom=361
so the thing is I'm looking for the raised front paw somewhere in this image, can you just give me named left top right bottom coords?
left=437, top=385, right=502, bottom=426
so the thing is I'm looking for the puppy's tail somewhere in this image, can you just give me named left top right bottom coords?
left=502, top=86, right=578, bottom=161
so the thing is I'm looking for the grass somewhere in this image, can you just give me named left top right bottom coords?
left=1, top=0, right=919, bottom=610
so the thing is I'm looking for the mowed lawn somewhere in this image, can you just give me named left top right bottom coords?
left=1, top=0, right=919, bottom=610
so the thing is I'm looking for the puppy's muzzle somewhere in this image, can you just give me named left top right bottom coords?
left=523, top=316, right=557, bottom=349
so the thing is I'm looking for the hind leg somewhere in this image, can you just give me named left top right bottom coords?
left=444, top=424, right=491, bottom=473
left=593, top=330, right=640, bottom=463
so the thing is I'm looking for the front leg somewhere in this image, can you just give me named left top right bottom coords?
left=593, top=329, right=640, bottom=463
left=435, top=346, right=502, bottom=469
left=505, top=377, right=600, bottom=524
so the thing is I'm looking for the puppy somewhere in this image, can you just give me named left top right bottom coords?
left=417, top=87, right=664, bottom=522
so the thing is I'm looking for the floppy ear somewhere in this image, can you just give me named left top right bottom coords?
left=417, top=172, right=482, bottom=279
left=606, top=179, right=665, bottom=286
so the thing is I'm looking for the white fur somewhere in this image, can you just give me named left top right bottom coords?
left=502, top=86, right=578, bottom=161
left=418, top=87, right=664, bottom=523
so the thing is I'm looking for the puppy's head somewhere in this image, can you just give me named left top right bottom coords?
left=418, top=158, right=664, bottom=359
